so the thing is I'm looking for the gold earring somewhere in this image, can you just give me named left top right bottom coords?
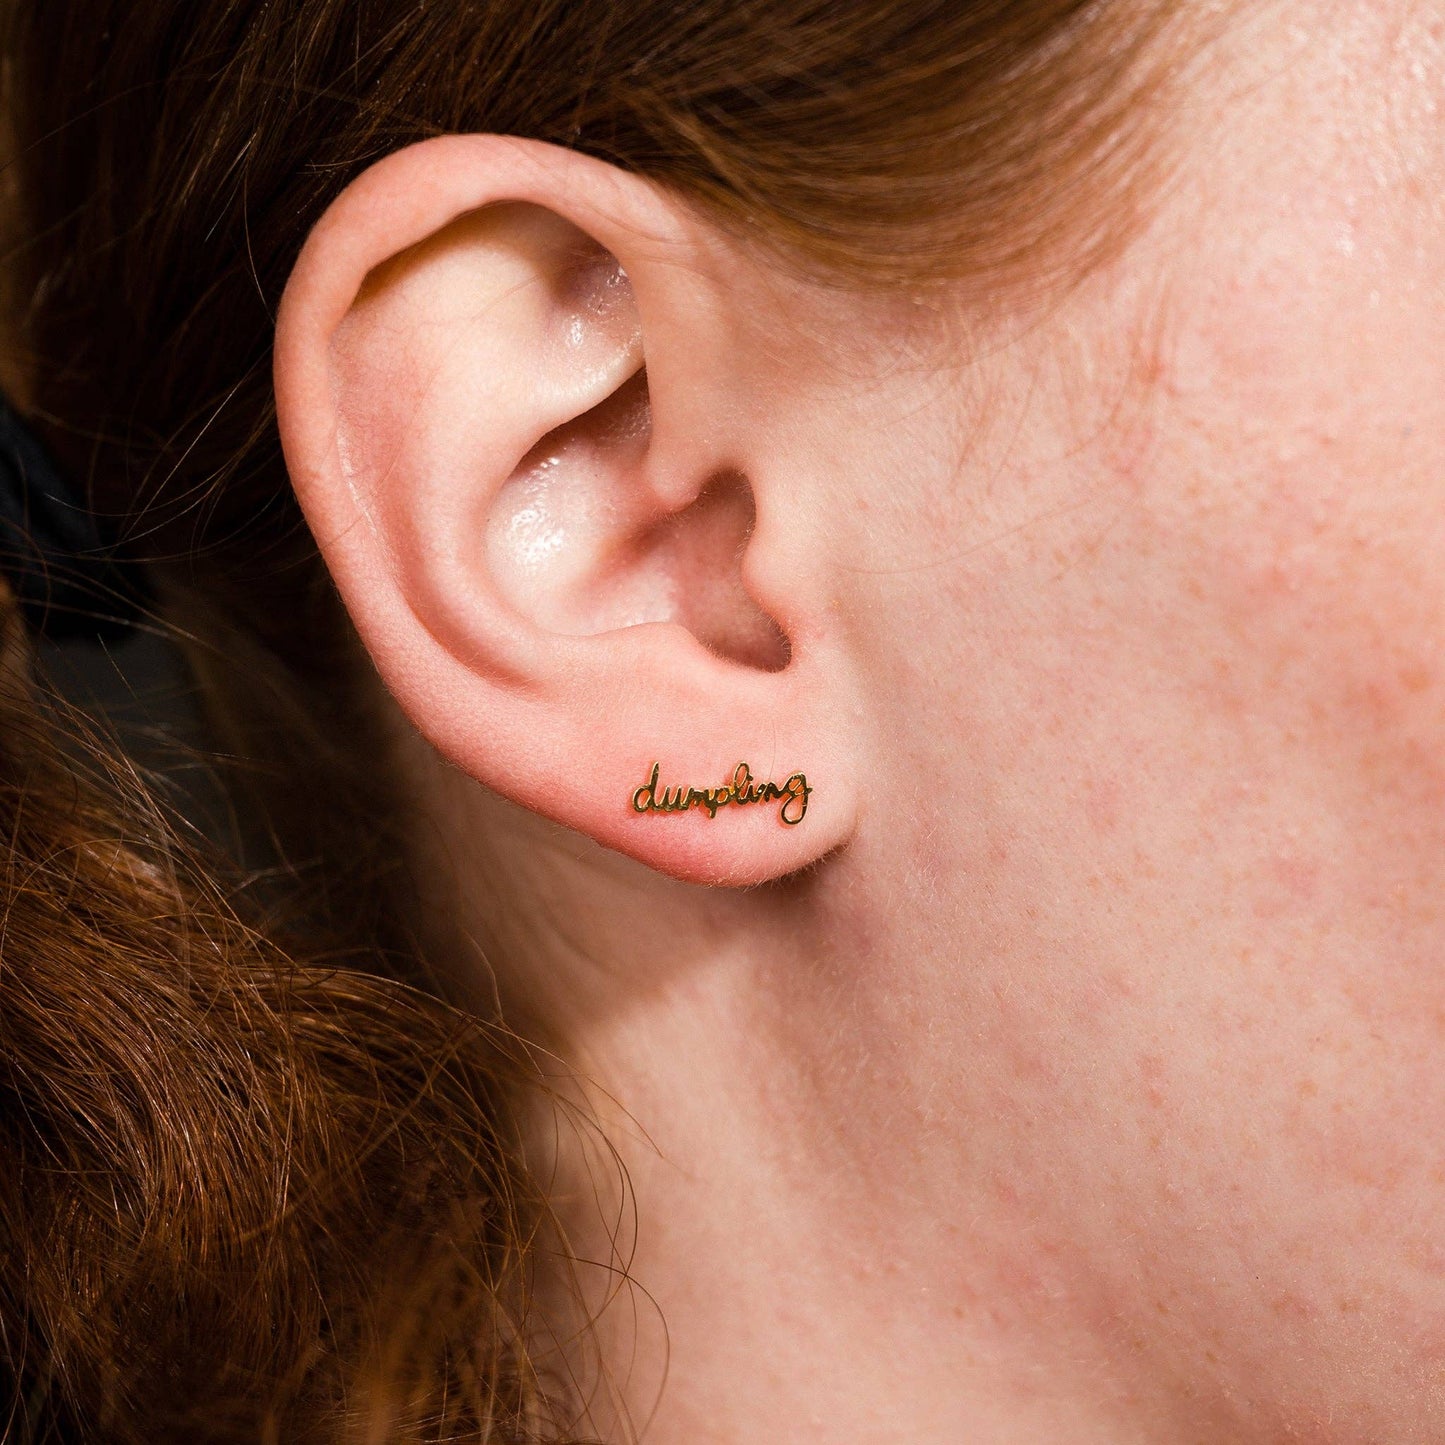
left=630, top=760, right=811, bottom=826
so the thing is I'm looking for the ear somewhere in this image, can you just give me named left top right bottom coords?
left=274, top=136, right=857, bottom=886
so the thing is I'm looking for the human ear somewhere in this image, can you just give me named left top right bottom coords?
left=273, top=136, right=858, bottom=885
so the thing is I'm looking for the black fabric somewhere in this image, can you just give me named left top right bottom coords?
left=0, top=394, right=143, bottom=642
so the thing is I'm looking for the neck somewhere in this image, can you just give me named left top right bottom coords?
left=430, top=798, right=1223, bottom=1444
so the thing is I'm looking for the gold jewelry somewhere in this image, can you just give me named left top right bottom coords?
left=631, top=761, right=811, bottom=826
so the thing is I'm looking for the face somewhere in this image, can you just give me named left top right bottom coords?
left=286, top=2, right=1445, bottom=1432
left=790, top=2, right=1445, bottom=1432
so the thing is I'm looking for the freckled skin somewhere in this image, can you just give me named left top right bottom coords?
left=816, top=7, right=1445, bottom=1439
left=411, top=5, right=1445, bottom=1441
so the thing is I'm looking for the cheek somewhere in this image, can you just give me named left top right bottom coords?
left=1035, top=325, right=1445, bottom=1410
left=1204, top=446, right=1445, bottom=804
left=1145, top=242, right=1445, bottom=869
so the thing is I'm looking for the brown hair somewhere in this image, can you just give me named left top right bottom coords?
left=0, top=1, right=1176, bottom=1438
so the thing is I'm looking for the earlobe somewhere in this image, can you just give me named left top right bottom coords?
left=275, top=136, right=858, bottom=885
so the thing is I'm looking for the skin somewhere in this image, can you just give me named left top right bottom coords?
left=279, top=1, right=1445, bottom=1439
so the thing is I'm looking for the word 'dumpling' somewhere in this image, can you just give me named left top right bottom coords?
left=631, top=761, right=811, bottom=827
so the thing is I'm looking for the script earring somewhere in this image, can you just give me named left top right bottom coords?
left=631, top=760, right=812, bottom=826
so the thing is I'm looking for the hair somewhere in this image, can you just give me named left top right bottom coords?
left=0, top=1, right=1178, bottom=1439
